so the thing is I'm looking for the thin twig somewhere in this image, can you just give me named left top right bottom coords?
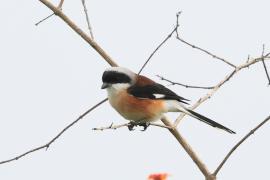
left=176, top=36, right=236, bottom=68
left=213, top=115, right=270, bottom=175
left=35, top=0, right=64, bottom=26
left=0, top=98, right=108, bottom=165
left=92, top=122, right=173, bottom=131
left=157, top=75, right=215, bottom=89
left=35, top=13, right=55, bottom=26
left=260, top=44, right=270, bottom=85
left=93, top=123, right=129, bottom=130
left=81, top=0, right=94, bottom=39
left=138, top=28, right=177, bottom=74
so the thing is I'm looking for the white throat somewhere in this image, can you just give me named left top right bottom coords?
left=106, top=83, right=130, bottom=97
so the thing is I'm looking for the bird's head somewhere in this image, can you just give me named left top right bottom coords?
left=101, top=67, right=136, bottom=91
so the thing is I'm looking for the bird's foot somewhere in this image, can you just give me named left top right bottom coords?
left=127, top=122, right=136, bottom=131
left=127, top=122, right=150, bottom=131
left=139, top=122, right=150, bottom=131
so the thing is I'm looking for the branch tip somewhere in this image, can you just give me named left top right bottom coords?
left=35, top=13, right=55, bottom=26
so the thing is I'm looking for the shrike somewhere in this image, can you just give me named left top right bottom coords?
left=101, top=67, right=235, bottom=133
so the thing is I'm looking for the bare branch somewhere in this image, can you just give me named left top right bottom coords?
left=260, top=44, right=270, bottom=85
left=39, top=0, right=118, bottom=67
left=213, top=115, right=270, bottom=175
left=81, top=0, right=95, bottom=39
left=174, top=54, right=270, bottom=126
left=92, top=122, right=173, bottom=131
left=157, top=75, right=215, bottom=89
left=0, top=98, right=108, bottom=165
left=139, top=10, right=235, bottom=75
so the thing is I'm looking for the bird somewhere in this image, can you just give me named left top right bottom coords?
left=101, top=66, right=235, bottom=134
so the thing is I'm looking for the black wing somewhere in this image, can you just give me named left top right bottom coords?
left=128, top=83, right=189, bottom=104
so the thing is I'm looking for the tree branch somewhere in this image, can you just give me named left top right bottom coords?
left=174, top=54, right=270, bottom=126
left=213, top=115, right=270, bottom=176
left=92, top=122, right=173, bottom=131
left=161, top=116, right=214, bottom=179
left=0, top=98, right=108, bottom=165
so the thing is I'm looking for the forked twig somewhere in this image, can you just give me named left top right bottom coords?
left=35, top=0, right=64, bottom=26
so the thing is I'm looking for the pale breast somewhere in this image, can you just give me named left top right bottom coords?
left=108, top=90, right=165, bottom=122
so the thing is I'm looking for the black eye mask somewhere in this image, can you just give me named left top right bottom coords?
left=102, top=71, right=131, bottom=84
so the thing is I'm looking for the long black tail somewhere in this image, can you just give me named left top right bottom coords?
left=186, top=109, right=235, bottom=134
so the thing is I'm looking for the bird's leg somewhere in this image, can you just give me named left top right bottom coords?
left=138, top=122, right=150, bottom=131
left=127, top=122, right=136, bottom=131
left=127, top=121, right=150, bottom=131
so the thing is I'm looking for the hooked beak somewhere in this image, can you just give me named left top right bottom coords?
left=101, top=83, right=110, bottom=89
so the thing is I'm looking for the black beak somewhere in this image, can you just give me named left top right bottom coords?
left=101, top=83, right=110, bottom=89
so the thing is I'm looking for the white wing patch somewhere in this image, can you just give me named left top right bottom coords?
left=153, top=94, right=165, bottom=98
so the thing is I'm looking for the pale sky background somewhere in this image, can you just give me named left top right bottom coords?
left=0, top=0, right=270, bottom=179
